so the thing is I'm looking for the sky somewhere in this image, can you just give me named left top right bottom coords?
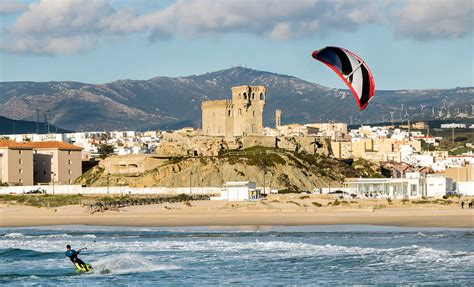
left=0, top=0, right=472, bottom=90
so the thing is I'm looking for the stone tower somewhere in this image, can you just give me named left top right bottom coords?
left=201, top=85, right=266, bottom=136
left=275, top=109, right=281, bottom=128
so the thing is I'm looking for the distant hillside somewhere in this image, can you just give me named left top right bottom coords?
left=1, top=67, right=472, bottom=131
left=0, top=116, right=71, bottom=135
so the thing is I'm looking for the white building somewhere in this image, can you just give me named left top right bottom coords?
left=457, top=182, right=474, bottom=196
left=344, top=173, right=449, bottom=199
left=440, top=123, right=467, bottom=129
left=213, top=181, right=260, bottom=201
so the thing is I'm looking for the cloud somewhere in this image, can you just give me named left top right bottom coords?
left=0, top=0, right=27, bottom=15
left=1, top=0, right=471, bottom=55
left=393, top=0, right=473, bottom=39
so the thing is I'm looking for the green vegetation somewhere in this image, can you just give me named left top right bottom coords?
left=449, top=146, right=474, bottom=156
left=312, top=202, right=322, bottom=207
left=300, top=195, right=310, bottom=200
left=373, top=204, right=386, bottom=210
left=75, top=166, right=105, bottom=186
left=287, top=201, right=301, bottom=207
left=0, top=194, right=84, bottom=208
left=412, top=199, right=432, bottom=204
left=327, top=199, right=341, bottom=206
left=0, top=193, right=207, bottom=208
left=387, top=198, right=392, bottom=205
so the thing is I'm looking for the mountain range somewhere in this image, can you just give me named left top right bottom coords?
left=0, top=116, right=70, bottom=135
left=0, top=67, right=472, bottom=131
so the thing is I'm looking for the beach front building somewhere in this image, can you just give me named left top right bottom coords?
left=30, top=141, right=83, bottom=185
left=213, top=181, right=260, bottom=201
left=344, top=173, right=448, bottom=199
left=0, top=140, right=34, bottom=186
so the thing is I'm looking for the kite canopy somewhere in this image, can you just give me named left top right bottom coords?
left=312, top=46, right=375, bottom=110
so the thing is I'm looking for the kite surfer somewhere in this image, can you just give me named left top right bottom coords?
left=65, top=244, right=92, bottom=272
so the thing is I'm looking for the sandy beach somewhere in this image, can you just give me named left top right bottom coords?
left=1, top=195, right=473, bottom=228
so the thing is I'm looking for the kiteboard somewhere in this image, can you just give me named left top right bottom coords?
left=74, top=261, right=93, bottom=273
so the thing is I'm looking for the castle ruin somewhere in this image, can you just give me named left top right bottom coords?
left=201, top=85, right=266, bottom=136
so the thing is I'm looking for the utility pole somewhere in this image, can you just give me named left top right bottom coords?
left=51, top=172, right=55, bottom=194
left=36, top=108, right=40, bottom=134
left=189, top=171, right=193, bottom=196
left=106, top=173, right=110, bottom=194
left=263, top=170, right=267, bottom=195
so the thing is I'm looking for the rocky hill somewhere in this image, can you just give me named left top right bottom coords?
left=1, top=67, right=472, bottom=131
left=76, top=147, right=381, bottom=191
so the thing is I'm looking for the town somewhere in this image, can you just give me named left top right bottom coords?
left=1, top=85, right=473, bottom=200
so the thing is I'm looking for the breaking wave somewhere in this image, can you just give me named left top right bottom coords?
left=90, top=253, right=180, bottom=275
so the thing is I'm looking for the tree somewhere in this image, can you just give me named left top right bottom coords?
left=97, top=133, right=115, bottom=159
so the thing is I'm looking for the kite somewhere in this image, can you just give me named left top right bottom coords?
left=312, top=46, right=375, bottom=110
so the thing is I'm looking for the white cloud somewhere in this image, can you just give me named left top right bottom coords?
left=1, top=0, right=471, bottom=55
left=0, top=0, right=27, bottom=15
left=1, top=35, right=95, bottom=54
left=393, top=0, right=473, bottom=39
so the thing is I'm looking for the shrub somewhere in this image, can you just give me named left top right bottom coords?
left=288, top=201, right=301, bottom=207
left=312, top=202, right=322, bottom=207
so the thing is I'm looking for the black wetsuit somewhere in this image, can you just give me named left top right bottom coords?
left=65, top=249, right=90, bottom=270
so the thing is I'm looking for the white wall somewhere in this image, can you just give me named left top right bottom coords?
left=457, top=181, right=474, bottom=196
left=425, top=176, right=447, bottom=197
left=0, top=185, right=220, bottom=195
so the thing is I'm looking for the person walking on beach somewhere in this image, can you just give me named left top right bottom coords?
left=461, top=202, right=464, bottom=209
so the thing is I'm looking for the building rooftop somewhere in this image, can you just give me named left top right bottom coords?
left=0, top=140, right=33, bottom=149
left=29, top=141, right=82, bottom=150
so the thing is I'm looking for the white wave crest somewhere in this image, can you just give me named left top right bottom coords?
left=4, top=233, right=24, bottom=238
left=3, top=233, right=96, bottom=239
left=90, top=253, right=180, bottom=275
left=81, top=234, right=97, bottom=238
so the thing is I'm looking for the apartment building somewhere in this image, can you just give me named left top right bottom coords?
left=0, top=140, right=34, bottom=186
left=30, top=141, right=82, bottom=185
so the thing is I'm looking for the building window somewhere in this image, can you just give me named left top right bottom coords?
left=238, top=109, right=242, bottom=116
left=19, top=168, right=22, bottom=174
left=68, top=159, right=72, bottom=165
left=43, top=171, right=46, bottom=175
left=68, top=151, right=71, bottom=155
left=253, top=111, right=255, bottom=117
left=260, top=93, right=264, bottom=100
left=228, top=110, right=231, bottom=117
left=19, top=159, right=22, bottom=165
left=252, top=93, right=255, bottom=100
left=19, top=150, right=22, bottom=154
left=68, top=169, right=72, bottom=175
left=19, top=179, right=23, bottom=184
left=243, top=93, right=247, bottom=100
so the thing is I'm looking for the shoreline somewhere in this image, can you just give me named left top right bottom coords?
left=1, top=201, right=473, bottom=228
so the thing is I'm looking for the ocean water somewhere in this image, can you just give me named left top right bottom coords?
left=0, top=225, right=473, bottom=286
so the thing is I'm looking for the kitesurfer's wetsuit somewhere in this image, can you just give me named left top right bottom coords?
left=65, top=249, right=90, bottom=271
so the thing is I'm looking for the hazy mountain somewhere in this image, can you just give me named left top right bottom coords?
left=0, top=116, right=71, bottom=135
left=0, top=67, right=472, bottom=131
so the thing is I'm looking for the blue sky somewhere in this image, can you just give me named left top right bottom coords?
left=0, top=0, right=472, bottom=90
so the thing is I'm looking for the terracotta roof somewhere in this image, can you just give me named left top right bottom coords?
left=0, top=140, right=33, bottom=149
left=29, top=141, right=82, bottom=150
